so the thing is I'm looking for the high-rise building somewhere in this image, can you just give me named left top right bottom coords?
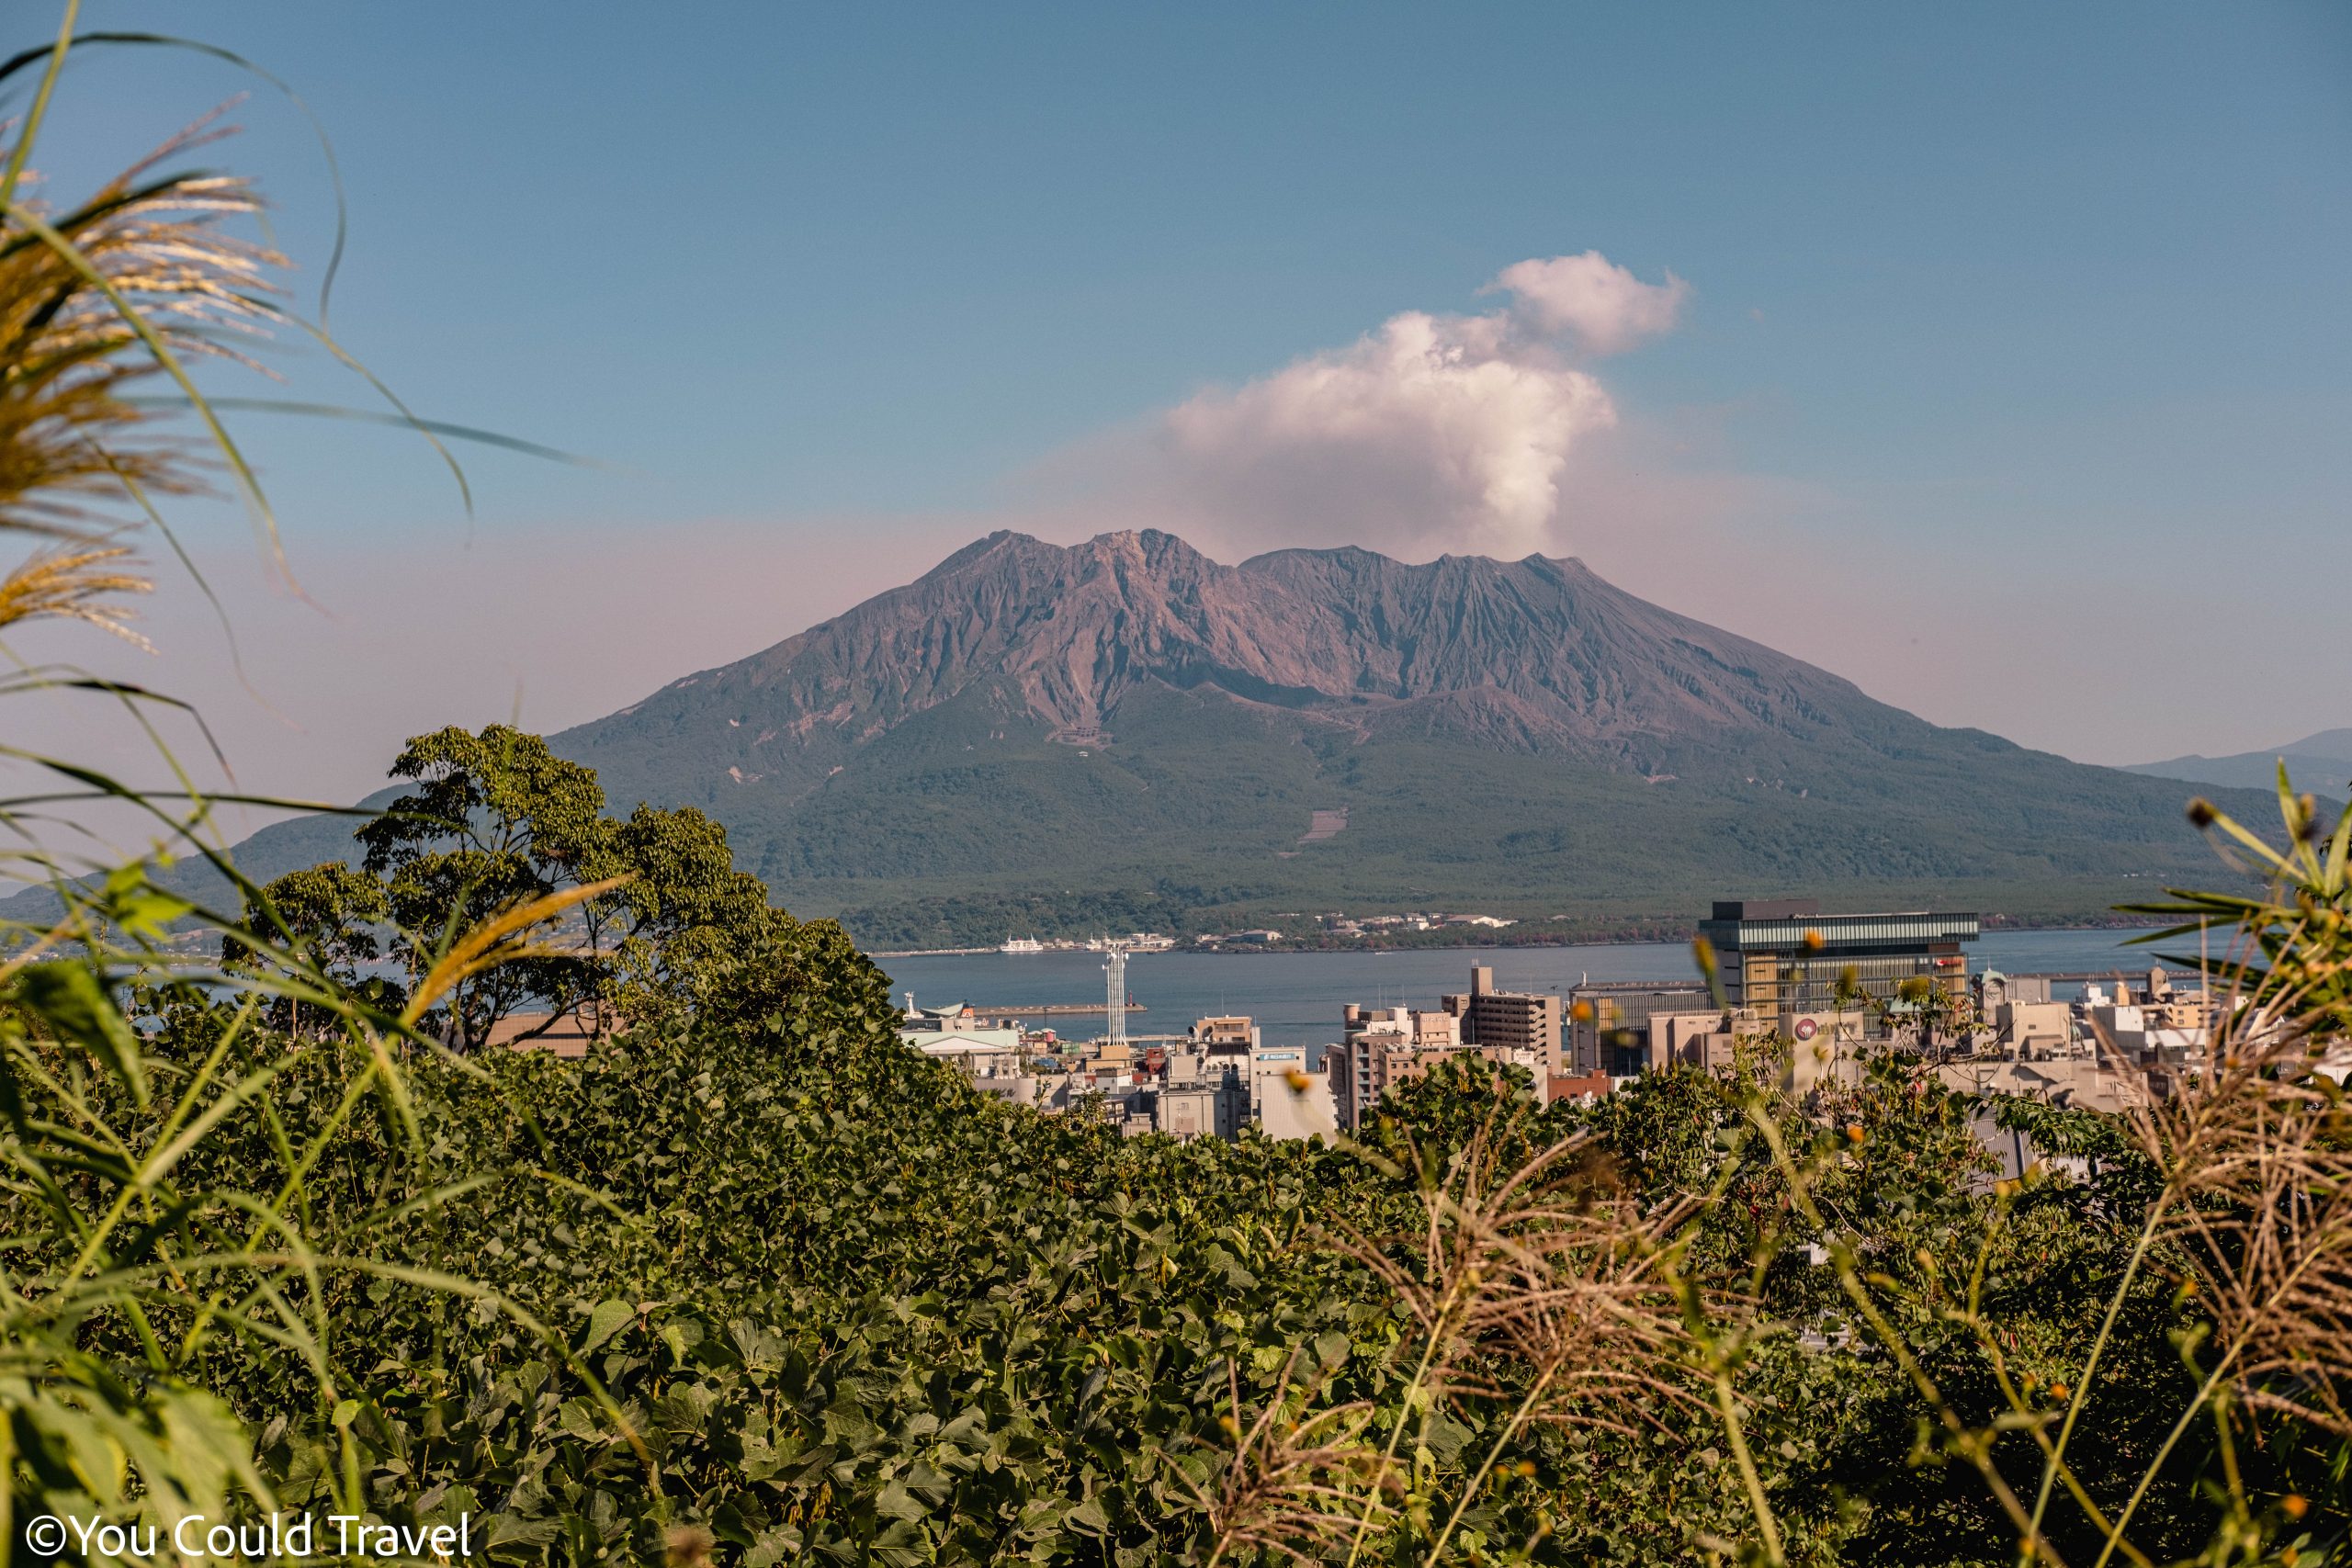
left=1694, top=899, right=1978, bottom=1038
left=1329, top=1006, right=1419, bottom=1130
left=1329, top=969, right=1567, bottom=1128
left=1440, top=965, right=1565, bottom=1074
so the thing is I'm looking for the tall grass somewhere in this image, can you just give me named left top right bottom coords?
left=0, top=14, right=625, bottom=1552
left=1212, top=773, right=2349, bottom=1565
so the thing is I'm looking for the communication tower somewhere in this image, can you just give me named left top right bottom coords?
left=1102, top=941, right=1128, bottom=1048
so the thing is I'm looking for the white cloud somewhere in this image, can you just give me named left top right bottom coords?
left=1045, top=252, right=1689, bottom=559
left=1148, top=309, right=1616, bottom=558
left=1487, top=251, right=1689, bottom=355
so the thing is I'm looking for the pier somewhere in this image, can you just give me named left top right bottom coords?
left=1996, top=970, right=2199, bottom=986
left=969, top=1001, right=1146, bottom=1016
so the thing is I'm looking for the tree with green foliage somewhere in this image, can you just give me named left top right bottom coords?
left=353, top=727, right=801, bottom=1045
left=580, top=801, right=794, bottom=1028
left=356, top=724, right=610, bottom=1048
left=222, top=861, right=400, bottom=1032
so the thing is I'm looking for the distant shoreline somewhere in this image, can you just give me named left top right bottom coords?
left=865, top=914, right=2179, bottom=961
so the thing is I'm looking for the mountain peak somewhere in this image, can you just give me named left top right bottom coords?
left=912, top=529, right=1028, bottom=580
left=567, top=526, right=1895, bottom=782
left=2125, top=728, right=2352, bottom=792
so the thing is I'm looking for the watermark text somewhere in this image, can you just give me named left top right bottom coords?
left=24, top=1512, right=474, bottom=1562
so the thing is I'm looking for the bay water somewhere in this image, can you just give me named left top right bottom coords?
left=882, top=928, right=2204, bottom=1055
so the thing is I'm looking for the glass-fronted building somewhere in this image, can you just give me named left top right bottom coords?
left=1694, top=898, right=1978, bottom=1035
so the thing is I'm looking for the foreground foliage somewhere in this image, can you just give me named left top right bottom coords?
left=15, top=810, right=2349, bottom=1564
left=4, top=906, right=2342, bottom=1565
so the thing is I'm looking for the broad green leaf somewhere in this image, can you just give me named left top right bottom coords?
left=579, top=1298, right=635, bottom=1354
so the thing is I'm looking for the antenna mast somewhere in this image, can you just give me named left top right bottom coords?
left=1102, top=941, right=1128, bottom=1049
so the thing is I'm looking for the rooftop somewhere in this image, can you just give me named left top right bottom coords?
left=1698, top=908, right=1980, bottom=950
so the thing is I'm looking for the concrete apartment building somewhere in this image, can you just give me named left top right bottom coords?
left=1441, top=966, right=1565, bottom=1074
left=1246, top=1043, right=1337, bottom=1139
left=1150, top=1047, right=1250, bottom=1140
left=1331, top=1005, right=1495, bottom=1131
left=1330, top=1006, right=1421, bottom=1131
left=1330, top=969, right=1566, bottom=1129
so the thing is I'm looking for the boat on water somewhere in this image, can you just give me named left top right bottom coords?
left=1083, top=931, right=1177, bottom=953
left=1000, top=936, right=1046, bottom=954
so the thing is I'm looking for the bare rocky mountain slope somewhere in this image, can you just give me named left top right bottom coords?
left=568, top=529, right=1883, bottom=782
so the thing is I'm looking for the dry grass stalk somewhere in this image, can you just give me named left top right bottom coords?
left=1348, top=1108, right=1697, bottom=1437
left=1331, top=1096, right=1708, bottom=1568
left=1459, top=1147, right=1698, bottom=1431
left=2127, top=966, right=2352, bottom=1436
left=0, top=110, right=282, bottom=541
left=0, top=542, right=152, bottom=647
left=1181, top=1355, right=1389, bottom=1567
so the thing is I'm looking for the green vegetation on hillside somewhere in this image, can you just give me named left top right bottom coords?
left=11, top=782, right=2352, bottom=1563
left=745, top=694, right=2274, bottom=947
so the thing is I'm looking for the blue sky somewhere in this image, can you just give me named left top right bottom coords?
left=17, top=1, right=2352, bottom=819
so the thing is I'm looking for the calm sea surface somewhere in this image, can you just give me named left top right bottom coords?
left=880, top=929, right=2200, bottom=1054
